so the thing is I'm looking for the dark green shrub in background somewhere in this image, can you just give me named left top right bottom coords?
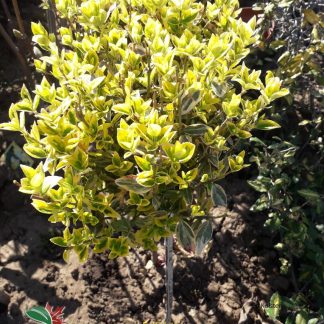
left=248, top=1, right=324, bottom=322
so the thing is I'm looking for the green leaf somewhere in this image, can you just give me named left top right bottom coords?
left=195, top=221, right=213, bottom=256
left=281, top=296, right=296, bottom=309
left=249, top=137, right=267, bottom=147
left=31, top=199, right=53, bottom=214
left=222, top=94, right=241, bottom=117
left=25, top=306, right=52, bottom=324
left=112, top=218, right=131, bottom=232
left=107, top=237, right=129, bottom=258
left=135, top=156, right=151, bottom=171
left=296, top=312, right=308, bottom=324
left=183, top=188, right=193, bottom=204
left=147, top=124, right=162, bottom=138
left=307, top=318, right=319, bottom=324
left=176, top=221, right=195, bottom=252
left=247, top=178, right=270, bottom=192
left=181, top=90, right=201, bottom=115
left=236, top=129, right=252, bottom=139
left=255, top=119, right=280, bottom=130
left=63, top=249, right=71, bottom=263
left=30, top=172, right=45, bottom=188
left=211, top=81, right=229, bottom=98
left=115, top=176, right=152, bottom=194
left=183, top=124, right=208, bottom=136
left=285, top=315, right=295, bottom=324
left=303, top=9, right=319, bottom=25
left=74, top=245, right=89, bottom=263
left=21, top=165, right=37, bottom=178
left=298, top=189, right=320, bottom=201
left=50, top=236, right=67, bottom=247
left=298, top=120, right=311, bottom=126
left=31, top=22, right=47, bottom=36
left=163, top=141, right=195, bottom=163
left=90, top=76, right=105, bottom=90
left=265, top=292, right=281, bottom=319
left=68, top=147, right=88, bottom=171
left=250, top=195, right=269, bottom=212
left=93, top=238, right=109, bottom=253
left=211, top=184, right=227, bottom=207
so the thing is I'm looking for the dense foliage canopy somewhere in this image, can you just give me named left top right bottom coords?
left=0, top=0, right=288, bottom=261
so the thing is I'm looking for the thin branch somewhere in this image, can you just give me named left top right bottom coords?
left=0, top=22, right=31, bottom=79
left=47, top=0, right=57, bottom=37
left=289, top=254, right=299, bottom=292
left=11, top=0, right=26, bottom=35
left=0, top=0, right=14, bottom=31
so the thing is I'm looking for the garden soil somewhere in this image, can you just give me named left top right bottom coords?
left=0, top=1, right=291, bottom=323
left=0, top=176, right=291, bottom=324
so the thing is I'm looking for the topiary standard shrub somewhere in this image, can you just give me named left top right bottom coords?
left=0, top=0, right=288, bottom=261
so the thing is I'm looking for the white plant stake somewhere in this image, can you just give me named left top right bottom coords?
left=166, top=236, right=173, bottom=324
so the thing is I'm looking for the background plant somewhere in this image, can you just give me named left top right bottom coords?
left=249, top=135, right=324, bottom=322
left=255, top=0, right=323, bottom=93
left=0, top=0, right=34, bottom=81
left=247, top=0, right=324, bottom=322
left=0, top=0, right=287, bottom=263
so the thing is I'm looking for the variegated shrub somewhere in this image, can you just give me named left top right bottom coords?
left=0, top=0, right=288, bottom=261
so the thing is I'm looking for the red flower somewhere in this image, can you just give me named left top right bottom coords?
left=45, top=303, right=65, bottom=324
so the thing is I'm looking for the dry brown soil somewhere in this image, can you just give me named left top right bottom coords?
left=0, top=177, right=291, bottom=323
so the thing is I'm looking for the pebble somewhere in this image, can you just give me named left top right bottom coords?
left=145, top=260, right=153, bottom=270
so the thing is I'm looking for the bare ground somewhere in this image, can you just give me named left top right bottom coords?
left=0, top=178, right=290, bottom=323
